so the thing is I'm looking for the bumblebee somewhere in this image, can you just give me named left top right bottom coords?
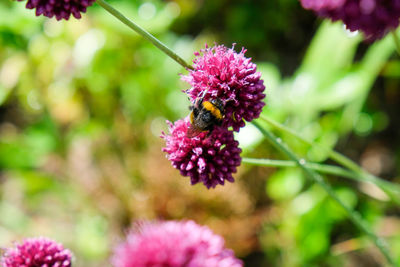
left=187, top=97, right=225, bottom=138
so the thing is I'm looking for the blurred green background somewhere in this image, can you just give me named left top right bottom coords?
left=0, top=0, right=400, bottom=266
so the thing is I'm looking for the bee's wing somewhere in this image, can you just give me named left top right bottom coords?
left=186, top=123, right=204, bottom=138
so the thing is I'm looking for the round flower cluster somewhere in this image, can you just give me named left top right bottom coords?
left=300, top=0, right=400, bottom=41
left=17, top=0, right=95, bottom=20
left=182, top=45, right=266, bottom=132
left=162, top=44, right=266, bottom=188
left=1, top=237, right=72, bottom=267
left=112, top=220, right=243, bottom=267
left=162, top=118, right=242, bottom=189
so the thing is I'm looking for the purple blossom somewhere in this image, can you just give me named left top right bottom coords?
left=182, top=44, right=266, bottom=132
left=1, top=237, right=72, bottom=267
left=301, top=0, right=346, bottom=10
left=17, top=0, right=95, bottom=20
left=300, top=0, right=400, bottom=41
left=112, top=220, right=243, bottom=267
left=161, top=117, right=242, bottom=189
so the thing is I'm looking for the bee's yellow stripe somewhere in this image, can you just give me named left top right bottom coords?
left=190, top=110, right=195, bottom=123
left=202, top=101, right=222, bottom=120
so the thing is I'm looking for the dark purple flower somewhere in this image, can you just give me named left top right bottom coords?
left=17, top=0, right=95, bottom=20
left=300, top=0, right=400, bottom=41
left=1, top=237, right=72, bottom=267
left=112, top=220, right=243, bottom=267
left=161, top=117, right=242, bottom=189
left=182, top=44, right=266, bottom=132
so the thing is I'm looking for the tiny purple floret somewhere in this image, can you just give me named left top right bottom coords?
left=112, top=220, right=243, bottom=267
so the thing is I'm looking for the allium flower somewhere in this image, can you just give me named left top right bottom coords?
left=161, top=117, right=242, bottom=189
left=17, top=0, right=95, bottom=20
left=112, top=220, right=243, bottom=267
left=300, top=0, right=400, bottom=40
left=301, top=0, right=346, bottom=10
left=182, top=44, right=266, bottom=132
left=1, top=237, right=72, bottom=267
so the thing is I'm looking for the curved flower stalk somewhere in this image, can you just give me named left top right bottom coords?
left=300, top=0, right=400, bottom=41
left=182, top=44, right=266, bottom=132
left=112, top=220, right=243, bottom=267
left=1, top=237, right=73, bottom=267
left=162, top=117, right=242, bottom=189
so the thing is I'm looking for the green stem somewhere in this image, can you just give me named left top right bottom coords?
left=252, top=120, right=397, bottom=266
left=243, top=158, right=371, bottom=183
left=260, top=114, right=400, bottom=204
left=96, top=0, right=193, bottom=70
left=391, top=31, right=400, bottom=57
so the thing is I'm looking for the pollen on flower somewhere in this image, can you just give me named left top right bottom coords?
left=112, top=220, right=243, bottom=267
left=182, top=44, right=266, bottom=132
left=161, top=117, right=242, bottom=189
left=1, top=237, right=72, bottom=267
left=17, top=0, right=95, bottom=20
left=300, top=0, right=400, bottom=41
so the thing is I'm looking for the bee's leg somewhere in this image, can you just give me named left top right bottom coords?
left=199, top=88, right=209, bottom=99
left=193, top=107, right=199, bottom=117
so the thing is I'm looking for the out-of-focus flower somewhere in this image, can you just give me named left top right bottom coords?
left=161, top=117, right=241, bottom=189
left=182, top=44, right=266, bottom=132
left=17, top=0, right=95, bottom=20
left=112, top=220, right=243, bottom=267
left=300, top=0, right=400, bottom=40
left=301, top=0, right=346, bottom=10
left=1, top=237, right=72, bottom=267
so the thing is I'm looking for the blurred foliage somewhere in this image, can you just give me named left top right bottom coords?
left=0, top=0, right=400, bottom=266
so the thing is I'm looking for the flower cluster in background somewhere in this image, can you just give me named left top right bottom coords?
left=1, top=222, right=242, bottom=267
left=162, top=44, right=266, bottom=189
left=16, top=0, right=95, bottom=20
left=300, top=0, right=400, bottom=40
left=112, top=220, right=243, bottom=267
left=1, top=237, right=72, bottom=267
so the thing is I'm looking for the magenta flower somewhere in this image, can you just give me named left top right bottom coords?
left=301, top=0, right=346, bottom=10
left=161, top=117, right=241, bottom=189
left=112, top=220, right=243, bottom=267
left=300, top=0, right=400, bottom=40
left=1, top=237, right=72, bottom=267
left=17, top=0, right=95, bottom=20
left=182, top=44, right=266, bottom=132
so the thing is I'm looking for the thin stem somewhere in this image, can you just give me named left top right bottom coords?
left=260, top=115, right=361, bottom=170
left=243, top=158, right=371, bottom=183
left=96, top=0, right=193, bottom=70
left=252, top=121, right=397, bottom=266
left=259, top=114, right=400, bottom=204
left=243, top=157, right=399, bottom=202
left=391, top=31, right=400, bottom=57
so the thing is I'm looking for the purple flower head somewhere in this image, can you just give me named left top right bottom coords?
left=17, top=0, right=95, bottom=20
left=1, top=237, right=72, bottom=267
left=301, top=0, right=346, bottom=10
left=112, top=220, right=243, bottom=267
left=161, top=117, right=242, bottom=189
left=182, top=44, right=266, bottom=132
left=300, top=0, right=400, bottom=41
